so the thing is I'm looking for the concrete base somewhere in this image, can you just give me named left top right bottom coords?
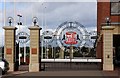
left=8, top=63, right=14, bottom=72
left=103, top=64, right=114, bottom=71
left=29, top=63, right=39, bottom=72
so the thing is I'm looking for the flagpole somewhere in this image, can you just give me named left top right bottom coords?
left=4, top=0, right=6, bottom=59
left=41, top=3, right=43, bottom=59
left=4, top=0, right=6, bottom=26
left=14, top=0, right=16, bottom=26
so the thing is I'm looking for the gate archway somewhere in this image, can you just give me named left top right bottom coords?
left=41, top=21, right=101, bottom=71
left=53, top=21, right=96, bottom=58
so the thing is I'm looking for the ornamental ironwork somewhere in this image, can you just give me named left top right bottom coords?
left=54, top=21, right=89, bottom=50
left=42, top=30, right=54, bottom=44
left=16, top=31, right=30, bottom=43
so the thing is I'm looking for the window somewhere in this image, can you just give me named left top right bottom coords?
left=111, top=2, right=120, bottom=15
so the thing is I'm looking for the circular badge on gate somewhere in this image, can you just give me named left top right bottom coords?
left=16, top=32, right=30, bottom=43
left=42, top=30, right=53, bottom=44
left=54, top=21, right=89, bottom=50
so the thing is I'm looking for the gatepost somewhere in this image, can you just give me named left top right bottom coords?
left=102, top=26, right=114, bottom=71
left=29, top=25, right=41, bottom=72
left=3, top=26, right=17, bottom=71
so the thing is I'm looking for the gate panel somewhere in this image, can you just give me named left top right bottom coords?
left=41, top=59, right=101, bottom=71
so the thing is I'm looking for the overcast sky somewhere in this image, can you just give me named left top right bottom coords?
left=0, top=1, right=97, bottom=46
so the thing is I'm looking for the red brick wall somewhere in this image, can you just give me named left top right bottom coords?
left=97, top=0, right=120, bottom=59
left=111, top=16, right=120, bottom=22
left=97, top=2, right=110, bottom=33
left=97, top=1, right=110, bottom=58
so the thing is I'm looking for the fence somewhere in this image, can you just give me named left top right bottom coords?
left=41, top=59, right=102, bottom=71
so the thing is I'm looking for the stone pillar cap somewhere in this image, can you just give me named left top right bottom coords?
left=3, top=26, right=17, bottom=30
left=102, top=26, right=115, bottom=30
left=28, top=25, right=42, bottom=30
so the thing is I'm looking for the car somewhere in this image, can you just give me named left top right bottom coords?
left=0, top=58, right=9, bottom=75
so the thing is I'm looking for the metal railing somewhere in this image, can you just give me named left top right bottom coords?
left=41, top=59, right=102, bottom=71
left=41, top=58, right=101, bottom=62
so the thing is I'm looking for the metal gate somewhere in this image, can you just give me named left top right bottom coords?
left=40, top=21, right=99, bottom=71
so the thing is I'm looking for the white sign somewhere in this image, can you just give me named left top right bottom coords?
left=16, top=32, right=30, bottom=43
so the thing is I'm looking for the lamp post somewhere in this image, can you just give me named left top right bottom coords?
left=105, top=17, right=111, bottom=26
left=8, top=17, right=13, bottom=26
left=32, top=17, right=38, bottom=26
left=17, top=14, right=22, bottom=25
left=17, top=14, right=22, bottom=65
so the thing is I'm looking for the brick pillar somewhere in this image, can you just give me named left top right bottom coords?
left=29, top=26, right=41, bottom=72
left=3, top=26, right=17, bottom=71
left=102, top=26, right=114, bottom=71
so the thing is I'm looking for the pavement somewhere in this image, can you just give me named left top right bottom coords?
left=1, top=70, right=120, bottom=78
left=1, top=65, right=120, bottom=78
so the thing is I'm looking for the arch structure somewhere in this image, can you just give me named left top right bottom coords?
left=41, top=21, right=97, bottom=59
left=54, top=21, right=93, bottom=50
